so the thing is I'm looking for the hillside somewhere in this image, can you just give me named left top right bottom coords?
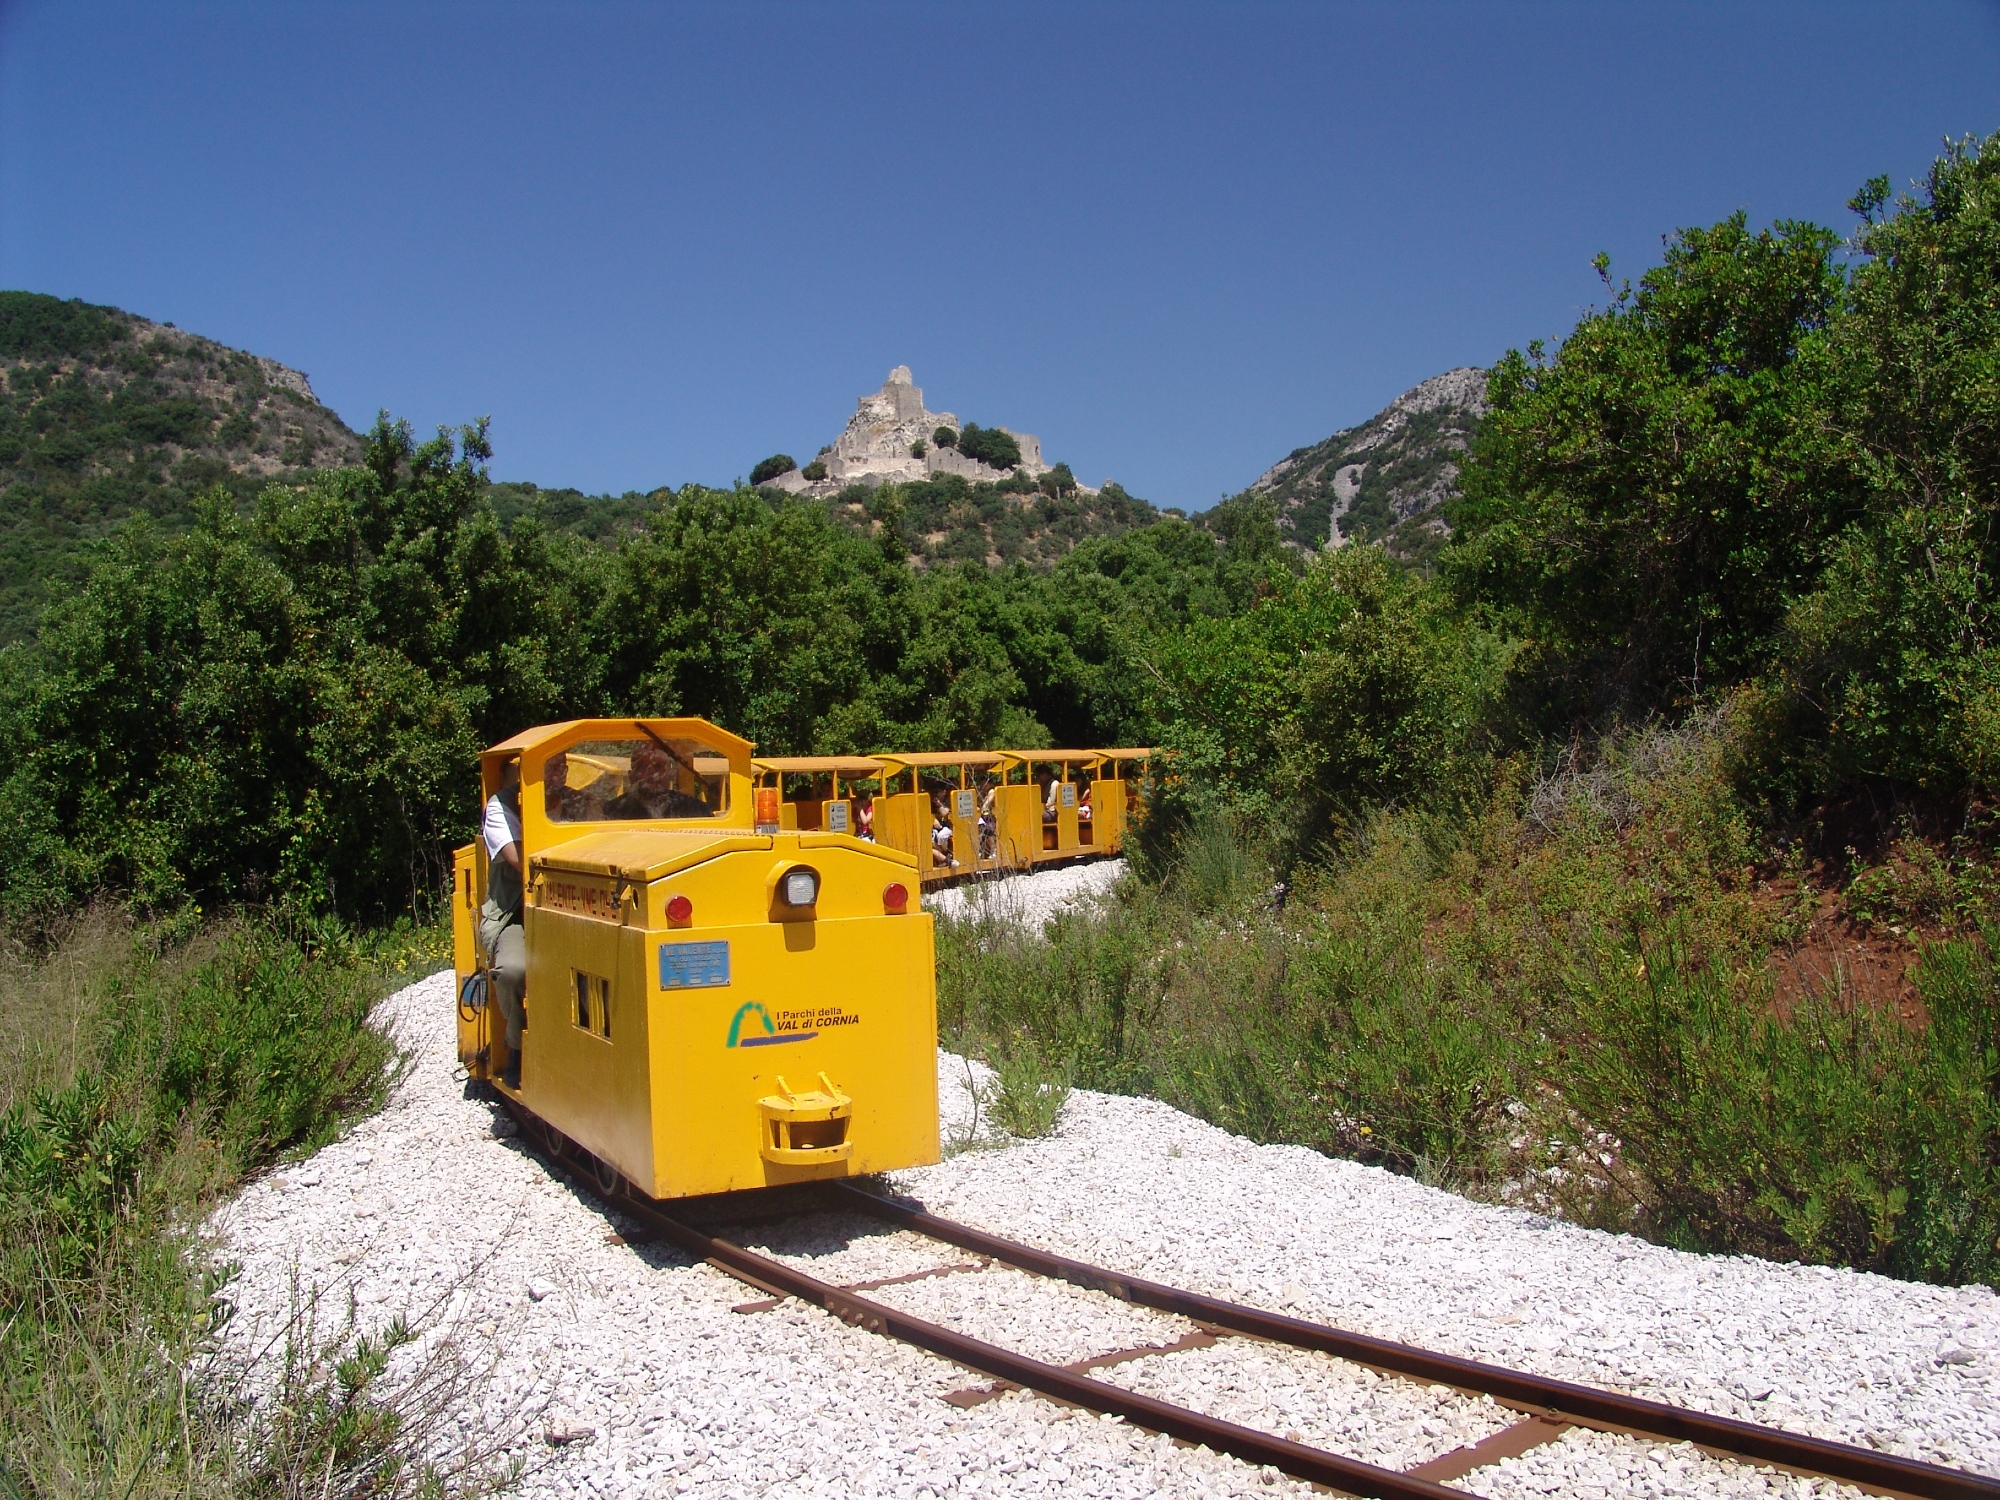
left=1241, top=367, right=1486, bottom=566
left=0, top=291, right=362, bottom=639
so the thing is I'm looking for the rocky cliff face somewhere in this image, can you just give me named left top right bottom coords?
left=1246, top=367, right=1486, bottom=566
left=765, top=366, right=1049, bottom=494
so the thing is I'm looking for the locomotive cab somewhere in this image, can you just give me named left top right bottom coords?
left=453, top=718, right=939, bottom=1199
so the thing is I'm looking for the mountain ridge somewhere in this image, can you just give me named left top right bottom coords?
left=1240, top=366, right=1487, bottom=567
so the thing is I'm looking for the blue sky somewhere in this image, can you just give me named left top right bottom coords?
left=3, top=2, right=1997, bottom=512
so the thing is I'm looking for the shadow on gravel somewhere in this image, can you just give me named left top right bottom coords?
left=464, top=1077, right=924, bottom=1273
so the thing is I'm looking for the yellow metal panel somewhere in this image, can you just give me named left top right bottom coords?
left=1095, top=780, right=1130, bottom=855
left=993, top=784, right=1041, bottom=868
left=752, top=756, right=885, bottom=776
left=516, top=911, right=656, bottom=1186
left=644, top=907, right=938, bottom=1196
left=452, top=843, right=487, bottom=1074
left=1037, top=784, right=1081, bottom=861
left=874, top=791, right=934, bottom=877
left=533, top=829, right=775, bottom=885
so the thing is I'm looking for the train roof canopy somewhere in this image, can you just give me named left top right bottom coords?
left=752, top=756, right=886, bottom=776
left=996, top=749, right=1106, bottom=765
left=483, top=718, right=755, bottom=761
left=875, top=751, right=1011, bottom=769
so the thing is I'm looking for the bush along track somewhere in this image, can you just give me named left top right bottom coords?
left=0, top=911, right=498, bottom=1500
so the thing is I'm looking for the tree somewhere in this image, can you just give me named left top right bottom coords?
left=956, top=423, right=1022, bottom=471
left=932, top=426, right=957, bottom=449
left=1760, top=129, right=2000, bottom=793
left=1446, top=213, right=1853, bottom=720
left=749, top=453, right=796, bottom=485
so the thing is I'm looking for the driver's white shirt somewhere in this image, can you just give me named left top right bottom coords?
left=482, top=794, right=522, bottom=858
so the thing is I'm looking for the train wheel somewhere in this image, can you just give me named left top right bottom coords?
left=591, top=1154, right=622, bottom=1198
left=539, top=1116, right=566, bottom=1159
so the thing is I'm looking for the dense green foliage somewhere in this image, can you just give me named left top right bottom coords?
left=0, top=913, right=468, bottom=1498
left=1448, top=215, right=1853, bottom=716
left=941, top=737, right=2000, bottom=1285
left=954, top=422, right=1022, bottom=471
left=0, top=405, right=1279, bottom=920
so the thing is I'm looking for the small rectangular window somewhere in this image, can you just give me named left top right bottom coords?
left=570, top=970, right=612, bottom=1039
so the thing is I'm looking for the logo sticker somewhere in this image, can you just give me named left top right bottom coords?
left=727, top=1000, right=815, bottom=1047
left=659, top=940, right=730, bottom=989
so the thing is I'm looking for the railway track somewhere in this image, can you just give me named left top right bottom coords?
left=514, top=1107, right=1999, bottom=1500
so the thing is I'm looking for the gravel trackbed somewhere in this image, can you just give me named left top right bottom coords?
left=212, top=879, right=1997, bottom=1498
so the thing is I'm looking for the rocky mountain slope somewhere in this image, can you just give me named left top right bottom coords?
left=1244, top=367, right=1487, bottom=566
left=0, top=290, right=361, bottom=638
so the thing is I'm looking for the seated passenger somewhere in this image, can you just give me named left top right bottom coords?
left=1077, top=782, right=1093, bottom=822
left=1040, top=772, right=1060, bottom=823
left=931, top=794, right=955, bottom=863
left=606, top=741, right=709, bottom=819
left=856, top=792, right=875, bottom=841
left=543, top=752, right=589, bottom=822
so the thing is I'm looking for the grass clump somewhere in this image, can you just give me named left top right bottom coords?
left=0, top=909, right=488, bottom=1499
left=984, top=1049, right=1072, bottom=1139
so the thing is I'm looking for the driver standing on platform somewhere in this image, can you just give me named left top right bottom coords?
left=480, top=758, right=528, bottom=1089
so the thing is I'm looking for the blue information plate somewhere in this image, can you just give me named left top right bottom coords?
left=658, top=940, right=731, bottom=990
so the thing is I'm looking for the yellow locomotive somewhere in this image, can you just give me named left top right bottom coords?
left=451, top=718, right=940, bottom=1199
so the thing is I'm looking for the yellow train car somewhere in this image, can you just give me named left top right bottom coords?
left=1090, top=747, right=1152, bottom=856
left=874, top=751, right=1012, bottom=882
left=994, top=750, right=1112, bottom=865
left=452, top=718, right=939, bottom=1199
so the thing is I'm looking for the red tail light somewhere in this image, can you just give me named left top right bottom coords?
left=883, top=882, right=909, bottom=913
left=666, top=894, right=693, bottom=926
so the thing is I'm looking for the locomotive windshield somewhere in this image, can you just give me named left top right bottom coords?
left=544, top=735, right=730, bottom=822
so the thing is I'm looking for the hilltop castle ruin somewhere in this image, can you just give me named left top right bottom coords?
left=766, top=366, right=1048, bottom=494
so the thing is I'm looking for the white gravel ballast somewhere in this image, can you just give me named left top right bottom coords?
left=212, top=894, right=1998, bottom=1498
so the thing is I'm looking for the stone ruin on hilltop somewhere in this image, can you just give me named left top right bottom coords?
left=764, top=366, right=1053, bottom=495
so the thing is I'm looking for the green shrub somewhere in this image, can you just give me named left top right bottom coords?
left=800, top=459, right=827, bottom=481
left=955, top=424, right=1021, bottom=471
left=945, top=721, right=2000, bottom=1288
left=986, top=1049, right=1071, bottom=1138
left=1550, top=921, right=1999, bottom=1282
left=932, top=426, right=956, bottom=449
left=0, top=293, right=129, bottom=360
left=909, top=440, right=926, bottom=460
left=0, top=913, right=479, bottom=1498
left=749, top=453, right=796, bottom=485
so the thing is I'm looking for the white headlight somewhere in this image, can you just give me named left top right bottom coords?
left=783, top=870, right=818, bottom=906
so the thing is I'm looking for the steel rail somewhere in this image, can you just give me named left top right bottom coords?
left=833, top=1184, right=1997, bottom=1500
left=622, top=1193, right=1470, bottom=1500
left=499, top=1097, right=1996, bottom=1500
